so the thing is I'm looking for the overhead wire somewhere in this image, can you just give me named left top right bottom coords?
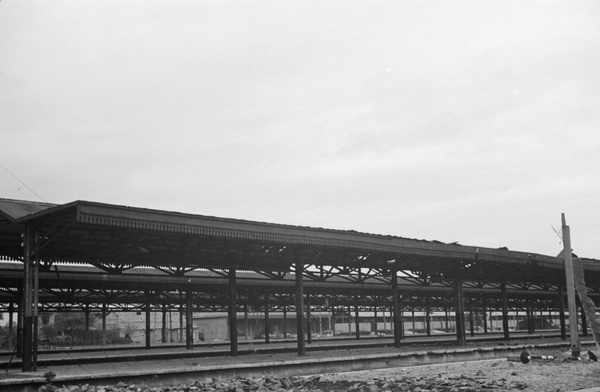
left=0, top=162, right=47, bottom=202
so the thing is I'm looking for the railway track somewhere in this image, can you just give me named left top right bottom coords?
left=1, top=330, right=563, bottom=369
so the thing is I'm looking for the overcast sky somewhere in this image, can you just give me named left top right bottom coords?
left=1, top=1, right=599, bottom=258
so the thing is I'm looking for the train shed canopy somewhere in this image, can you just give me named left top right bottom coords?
left=1, top=198, right=599, bottom=290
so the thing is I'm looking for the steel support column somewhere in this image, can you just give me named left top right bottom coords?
left=32, top=249, right=39, bottom=371
left=445, top=307, right=449, bottom=331
left=264, top=294, right=270, bottom=344
left=179, top=293, right=184, bottom=343
left=374, top=307, right=378, bottom=335
left=244, top=304, right=249, bottom=341
left=562, top=214, right=581, bottom=356
left=482, top=304, right=488, bottom=334
left=8, top=302, right=15, bottom=350
left=425, top=297, right=431, bottom=337
left=295, top=262, right=305, bottom=355
left=558, top=285, right=566, bottom=340
left=21, top=226, right=33, bottom=371
left=186, top=291, right=193, bottom=349
left=354, top=302, right=360, bottom=339
left=347, top=305, right=352, bottom=334
left=453, top=262, right=466, bottom=346
left=306, top=294, right=311, bottom=344
left=283, top=306, right=287, bottom=339
left=85, top=305, right=90, bottom=345
left=469, top=300, right=474, bottom=337
left=391, top=268, right=402, bottom=348
left=145, top=295, right=151, bottom=348
left=229, top=268, right=238, bottom=356
left=501, top=282, right=510, bottom=340
left=102, top=303, right=107, bottom=346
left=526, top=298, right=533, bottom=334
left=162, top=304, right=167, bottom=343
left=17, top=291, right=22, bottom=355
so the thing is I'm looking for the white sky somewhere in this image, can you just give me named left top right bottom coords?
left=1, top=1, right=599, bottom=258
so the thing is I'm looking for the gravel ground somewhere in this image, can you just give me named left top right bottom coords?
left=36, top=357, right=600, bottom=392
left=312, top=357, right=600, bottom=392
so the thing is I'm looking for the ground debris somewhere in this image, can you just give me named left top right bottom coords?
left=42, top=357, right=600, bottom=392
left=48, top=372, right=528, bottom=392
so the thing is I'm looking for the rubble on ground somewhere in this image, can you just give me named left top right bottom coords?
left=40, top=372, right=528, bottom=392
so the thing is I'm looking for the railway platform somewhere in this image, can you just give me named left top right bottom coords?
left=1, top=333, right=597, bottom=392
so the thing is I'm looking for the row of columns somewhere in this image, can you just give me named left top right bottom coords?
left=15, top=238, right=587, bottom=371
left=6, top=286, right=581, bottom=349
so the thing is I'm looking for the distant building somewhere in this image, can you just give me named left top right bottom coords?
left=104, top=311, right=186, bottom=344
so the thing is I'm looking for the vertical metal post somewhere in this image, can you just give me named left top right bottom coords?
left=391, top=268, right=402, bottom=348
left=22, top=226, right=33, bottom=371
left=562, top=213, right=581, bottom=357
left=17, top=288, right=23, bottom=356
left=185, top=291, right=193, bottom=349
left=264, top=294, right=270, bottom=344
left=85, top=305, right=90, bottom=345
left=162, top=304, right=167, bottom=343
left=425, top=297, right=431, bottom=337
left=445, top=307, right=449, bottom=332
left=383, top=306, right=388, bottom=332
left=354, top=302, right=360, bottom=339
left=346, top=305, right=351, bottom=334
left=283, top=306, right=287, bottom=339
left=102, top=303, right=107, bottom=346
left=306, top=294, right=312, bottom=343
left=229, top=268, right=238, bottom=356
left=374, top=307, right=378, bottom=336
left=527, top=298, right=533, bottom=334
left=453, top=262, right=466, bottom=346
left=295, top=261, right=305, bottom=355
left=8, top=302, right=15, bottom=350
left=244, top=304, right=249, bottom=341
left=179, top=292, right=184, bottom=343
left=558, top=285, right=566, bottom=340
left=501, top=282, right=510, bottom=340
left=318, top=311, right=322, bottom=334
left=482, top=304, right=488, bottom=334
left=469, top=300, right=475, bottom=337
left=32, top=243, right=39, bottom=371
left=400, top=302, right=404, bottom=337
left=145, top=295, right=151, bottom=348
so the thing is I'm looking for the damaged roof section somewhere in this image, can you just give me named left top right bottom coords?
left=0, top=198, right=56, bottom=223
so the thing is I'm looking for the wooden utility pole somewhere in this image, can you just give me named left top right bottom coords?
left=562, top=213, right=581, bottom=357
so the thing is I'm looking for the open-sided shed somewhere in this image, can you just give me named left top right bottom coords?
left=1, top=198, right=599, bottom=371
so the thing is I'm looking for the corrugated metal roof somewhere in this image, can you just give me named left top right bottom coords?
left=0, top=198, right=56, bottom=222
